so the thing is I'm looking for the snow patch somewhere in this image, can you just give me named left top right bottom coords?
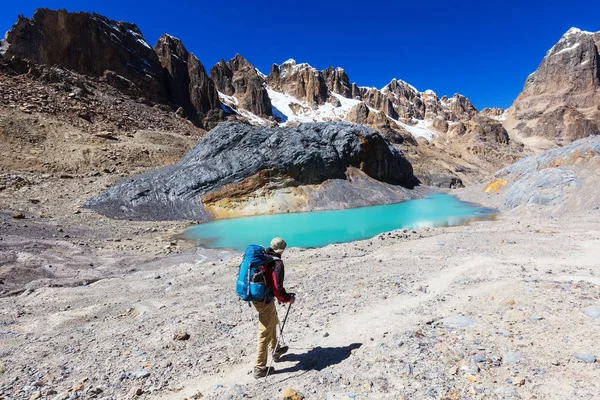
left=396, top=119, right=438, bottom=140
left=127, top=29, right=152, bottom=50
left=490, top=110, right=508, bottom=122
left=384, top=113, right=438, bottom=140
left=423, top=89, right=437, bottom=96
left=381, top=79, right=419, bottom=94
left=266, top=89, right=361, bottom=125
left=553, top=42, right=581, bottom=56
left=165, top=33, right=180, bottom=41
left=0, top=38, right=9, bottom=56
left=255, top=68, right=267, bottom=79
left=218, top=91, right=269, bottom=125
left=564, top=27, right=594, bottom=36
left=581, top=59, right=589, bottom=66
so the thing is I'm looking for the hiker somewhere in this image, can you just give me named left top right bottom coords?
left=252, top=237, right=295, bottom=379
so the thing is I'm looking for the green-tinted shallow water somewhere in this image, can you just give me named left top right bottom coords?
left=182, top=193, right=495, bottom=251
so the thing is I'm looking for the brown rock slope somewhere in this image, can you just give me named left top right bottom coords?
left=0, top=8, right=225, bottom=129
left=505, top=28, right=600, bottom=148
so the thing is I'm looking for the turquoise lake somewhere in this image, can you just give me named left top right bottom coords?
left=182, top=193, right=495, bottom=251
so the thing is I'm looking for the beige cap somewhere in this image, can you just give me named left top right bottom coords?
left=270, top=237, right=287, bottom=253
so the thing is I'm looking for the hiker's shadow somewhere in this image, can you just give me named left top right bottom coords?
left=273, top=343, right=361, bottom=374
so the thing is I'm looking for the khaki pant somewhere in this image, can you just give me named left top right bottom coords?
left=252, top=300, right=278, bottom=369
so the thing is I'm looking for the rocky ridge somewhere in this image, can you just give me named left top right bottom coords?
left=0, top=8, right=525, bottom=187
left=0, top=8, right=224, bottom=129
left=85, top=122, right=419, bottom=221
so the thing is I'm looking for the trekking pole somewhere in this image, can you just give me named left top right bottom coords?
left=265, top=303, right=292, bottom=378
left=278, top=302, right=292, bottom=340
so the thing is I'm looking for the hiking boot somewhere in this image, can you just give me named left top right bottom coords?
left=273, top=345, right=289, bottom=362
left=253, top=366, right=273, bottom=379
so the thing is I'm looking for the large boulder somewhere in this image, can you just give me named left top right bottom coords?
left=85, top=122, right=419, bottom=220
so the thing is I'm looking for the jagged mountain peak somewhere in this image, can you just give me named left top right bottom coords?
left=506, top=24, right=600, bottom=146
left=563, top=27, right=595, bottom=36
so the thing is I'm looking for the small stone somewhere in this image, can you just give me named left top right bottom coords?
left=52, top=393, right=69, bottom=400
left=128, top=386, right=143, bottom=397
left=513, top=377, right=526, bottom=386
left=402, top=363, right=413, bottom=376
left=281, top=387, right=305, bottom=399
left=582, top=306, right=600, bottom=319
left=438, top=314, right=476, bottom=327
left=472, top=354, right=487, bottom=363
left=173, top=329, right=190, bottom=341
left=323, top=332, right=329, bottom=338
left=127, top=370, right=150, bottom=379
left=502, top=351, right=524, bottom=365
left=574, top=353, right=596, bottom=363
left=12, top=212, right=25, bottom=219
left=29, top=392, right=42, bottom=400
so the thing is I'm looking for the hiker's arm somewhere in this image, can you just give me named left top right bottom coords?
left=271, top=260, right=292, bottom=302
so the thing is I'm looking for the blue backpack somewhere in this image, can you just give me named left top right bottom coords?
left=236, top=244, right=273, bottom=301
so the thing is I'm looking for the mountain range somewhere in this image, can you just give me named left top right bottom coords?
left=1, top=8, right=599, bottom=186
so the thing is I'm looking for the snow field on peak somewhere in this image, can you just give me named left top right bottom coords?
left=266, top=89, right=361, bottom=125
left=219, top=87, right=439, bottom=141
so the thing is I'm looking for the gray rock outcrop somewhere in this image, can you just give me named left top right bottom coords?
left=487, top=135, right=600, bottom=210
left=85, top=122, right=418, bottom=221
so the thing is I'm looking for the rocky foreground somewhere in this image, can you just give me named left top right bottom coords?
left=1, top=136, right=600, bottom=399
left=1, top=190, right=599, bottom=400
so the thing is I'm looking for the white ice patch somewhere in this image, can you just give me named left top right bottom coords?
left=553, top=42, right=581, bottom=56
left=266, top=89, right=361, bottom=125
left=127, top=29, right=152, bottom=50
left=255, top=68, right=267, bottom=79
left=380, top=79, right=419, bottom=94
left=581, top=59, right=589, bottom=66
left=490, top=110, right=508, bottom=122
left=389, top=117, right=438, bottom=140
left=0, top=37, right=9, bottom=56
left=218, top=91, right=269, bottom=125
left=564, top=27, right=594, bottom=36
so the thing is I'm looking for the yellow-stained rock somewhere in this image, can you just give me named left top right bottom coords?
left=281, top=387, right=304, bottom=400
left=484, top=178, right=508, bottom=193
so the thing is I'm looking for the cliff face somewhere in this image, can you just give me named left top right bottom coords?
left=85, top=122, right=419, bottom=221
left=154, top=34, right=221, bottom=126
left=1, top=9, right=224, bottom=129
left=2, top=9, right=166, bottom=102
left=505, top=28, right=600, bottom=146
left=210, top=54, right=272, bottom=117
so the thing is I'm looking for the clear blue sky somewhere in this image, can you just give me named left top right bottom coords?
left=1, top=1, right=598, bottom=110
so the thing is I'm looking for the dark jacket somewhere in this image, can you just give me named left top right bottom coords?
left=263, top=247, right=293, bottom=303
